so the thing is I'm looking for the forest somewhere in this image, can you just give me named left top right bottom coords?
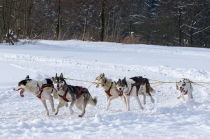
left=0, top=0, right=209, bottom=47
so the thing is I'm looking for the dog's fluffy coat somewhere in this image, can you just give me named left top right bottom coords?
left=176, top=78, right=193, bottom=101
left=53, top=73, right=97, bottom=117
left=13, top=75, right=58, bottom=116
left=95, top=73, right=126, bottom=110
left=116, top=77, right=155, bottom=111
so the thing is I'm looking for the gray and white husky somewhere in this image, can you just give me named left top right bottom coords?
left=53, top=73, right=97, bottom=117
left=13, top=75, right=58, bottom=116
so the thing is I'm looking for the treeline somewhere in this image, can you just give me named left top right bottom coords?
left=0, top=0, right=209, bottom=47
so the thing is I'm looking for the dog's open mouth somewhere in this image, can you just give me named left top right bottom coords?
left=118, top=90, right=123, bottom=96
left=17, top=88, right=24, bottom=97
left=180, top=88, right=187, bottom=94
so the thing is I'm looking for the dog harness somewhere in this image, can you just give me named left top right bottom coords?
left=71, top=86, right=83, bottom=98
left=58, top=85, right=83, bottom=102
left=105, top=82, right=113, bottom=96
left=37, top=84, right=53, bottom=99
left=58, top=89, right=70, bottom=102
left=127, top=83, right=139, bottom=96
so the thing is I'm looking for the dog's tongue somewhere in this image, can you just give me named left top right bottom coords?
left=180, top=88, right=185, bottom=93
left=20, top=89, right=24, bottom=97
left=118, top=90, right=123, bottom=96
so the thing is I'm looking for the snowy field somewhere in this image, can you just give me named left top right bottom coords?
left=0, top=40, right=210, bottom=139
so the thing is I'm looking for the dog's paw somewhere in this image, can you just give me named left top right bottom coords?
left=78, top=114, right=83, bottom=117
left=55, top=111, right=58, bottom=115
left=46, top=112, right=49, bottom=116
left=70, top=109, right=74, bottom=115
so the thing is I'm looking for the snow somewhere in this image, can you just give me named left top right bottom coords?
left=0, top=40, right=210, bottom=139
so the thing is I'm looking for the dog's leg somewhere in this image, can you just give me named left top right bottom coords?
left=125, top=96, right=130, bottom=111
left=143, top=95, right=146, bottom=105
left=75, top=100, right=82, bottom=111
left=177, top=93, right=185, bottom=101
left=55, top=100, right=66, bottom=115
left=120, top=96, right=127, bottom=110
left=78, top=100, right=88, bottom=117
left=104, top=93, right=110, bottom=108
left=52, top=89, right=58, bottom=99
left=40, top=99, right=49, bottom=116
left=149, top=95, right=155, bottom=103
left=188, top=91, right=193, bottom=101
left=182, top=95, right=185, bottom=101
left=134, top=96, right=144, bottom=110
left=69, top=99, right=75, bottom=115
left=49, top=96, right=56, bottom=112
left=106, top=95, right=118, bottom=110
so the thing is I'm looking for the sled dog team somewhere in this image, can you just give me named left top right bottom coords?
left=13, top=73, right=193, bottom=117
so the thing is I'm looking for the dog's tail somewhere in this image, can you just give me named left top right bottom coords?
left=88, top=96, right=98, bottom=106
left=149, top=86, right=156, bottom=93
left=146, top=81, right=156, bottom=94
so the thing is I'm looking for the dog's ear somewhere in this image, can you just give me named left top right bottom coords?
left=52, top=77, right=54, bottom=80
left=60, top=73, right=64, bottom=78
left=25, top=75, right=29, bottom=80
left=117, top=79, right=121, bottom=83
left=102, top=73, right=105, bottom=77
left=123, top=77, right=126, bottom=80
left=189, top=80, right=193, bottom=89
left=55, top=73, right=57, bottom=77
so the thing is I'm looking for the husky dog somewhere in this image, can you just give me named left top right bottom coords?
left=116, top=77, right=144, bottom=111
left=13, top=75, right=58, bottom=116
left=95, top=73, right=126, bottom=110
left=176, top=78, right=193, bottom=101
left=53, top=73, right=97, bottom=117
left=130, top=76, right=155, bottom=104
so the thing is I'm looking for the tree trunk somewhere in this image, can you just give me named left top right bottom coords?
left=56, top=0, right=61, bottom=40
left=178, top=8, right=182, bottom=46
left=82, top=9, right=89, bottom=41
left=99, top=0, right=106, bottom=41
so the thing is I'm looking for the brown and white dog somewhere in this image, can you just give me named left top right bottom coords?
left=13, top=75, right=58, bottom=116
left=116, top=76, right=155, bottom=111
left=95, top=73, right=126, bottom=110
left=176, top=78, right=193, bottom=101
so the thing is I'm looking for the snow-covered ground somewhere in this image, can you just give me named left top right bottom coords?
left=0, top=40, right=210, bottom=139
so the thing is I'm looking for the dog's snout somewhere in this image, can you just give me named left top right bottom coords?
left=13, top=88, right=15, bottom=91
left=119, top=88, right=121, bottom=90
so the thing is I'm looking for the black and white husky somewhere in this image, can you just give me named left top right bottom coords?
left=13, top=75, right=58, bottom=116
left=130, top=76, right=155, bottom=104
left=53, top=73, right=97, bottom=117
left=116, top=76, right=155, bottom=111
left=95, top=73, right=126, bottom=110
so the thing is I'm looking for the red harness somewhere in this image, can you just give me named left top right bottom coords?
left=105, top=83, right=113, bottom=96
left=127, top=83, right=138, bottom=96
left=37, top=84, right=53, bottom=99
left=58, top=85, right=83, bottom=102
left=59, top=89, right=70, bottom=102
